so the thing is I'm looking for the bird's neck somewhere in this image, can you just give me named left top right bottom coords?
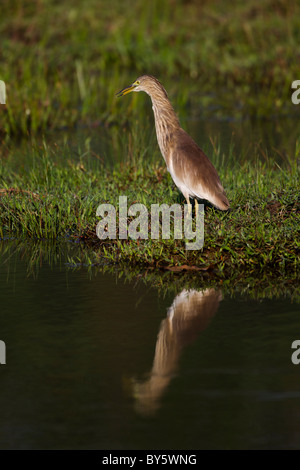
left=150, top=94, right=180, bottom=165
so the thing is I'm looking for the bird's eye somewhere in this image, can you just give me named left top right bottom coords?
left=135, top=80, right=140, bottom=85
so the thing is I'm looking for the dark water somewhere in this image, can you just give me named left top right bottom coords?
left=63, top=113, right=300, bottom=166
left=0, top=240, right=299, bottom=450
left=4, top=110, right=299, bottom=172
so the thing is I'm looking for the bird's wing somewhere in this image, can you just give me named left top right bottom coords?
left=173, top=130, right=230, bottom=210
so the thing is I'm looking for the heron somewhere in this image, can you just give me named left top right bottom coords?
left=116, top=75, right=229, bottom=214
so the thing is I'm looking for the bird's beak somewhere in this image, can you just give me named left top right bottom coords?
left=116, top=84, right=136, bottom=97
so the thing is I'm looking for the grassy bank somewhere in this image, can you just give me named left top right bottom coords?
left=1, top=0, right=299, bottom=280
left=1, top=0, right=300, bottom=136
left=1, top=238, right=299, bottom=301
left=0, top=142, right=299, bottom=276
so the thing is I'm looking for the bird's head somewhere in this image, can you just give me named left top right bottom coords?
left=116, top=75, right=168, bottom=99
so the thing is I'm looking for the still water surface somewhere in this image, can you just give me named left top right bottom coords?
left=0, top=240, right=299, bottom=449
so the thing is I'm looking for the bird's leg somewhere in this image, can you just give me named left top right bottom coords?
left=185, top=197, right=192, bottom=216
left=195, top=198, right=198, bottom=217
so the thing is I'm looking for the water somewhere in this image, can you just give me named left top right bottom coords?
left=0, top=240, right=299, bottom=449
left=60, top=113, right=300, bottom=166
left=3, top=110, right=299, bottom=172
left=1, top=108, right=299, bottom=449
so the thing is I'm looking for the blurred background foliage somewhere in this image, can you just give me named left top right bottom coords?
left=0, top=0, right=299, bottom=136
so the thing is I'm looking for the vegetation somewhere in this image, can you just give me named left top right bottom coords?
left=1, top=237, right=299, bottom=301
left=0, top=0, right=300, bottom=136
left=0, top=140, right=299, bottom=278
left=0, top=0, right=299, bottom=290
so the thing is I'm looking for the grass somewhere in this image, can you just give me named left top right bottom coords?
left=0, top=139, right=299, bottom=278
left=0, top=0, right=299, bottom=291
left=1, top=0, right=300, bottom=136
left=1, top=238, right=299, bottom=302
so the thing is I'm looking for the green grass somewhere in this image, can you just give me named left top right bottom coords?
left=1, top=0, right=300, bottom=136
left=0, top=0, right=299, bottom=290
left=1, top=238, right=299, bottom=302
left=0, top=140, right=299, bottom=278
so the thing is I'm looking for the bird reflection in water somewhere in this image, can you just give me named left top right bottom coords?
left=131, top=288, right=222, bottom=415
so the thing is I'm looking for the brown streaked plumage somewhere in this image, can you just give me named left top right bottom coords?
left=116, top=75, right=229, bottom=212
left=130, top=288, right=222, bottom=415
